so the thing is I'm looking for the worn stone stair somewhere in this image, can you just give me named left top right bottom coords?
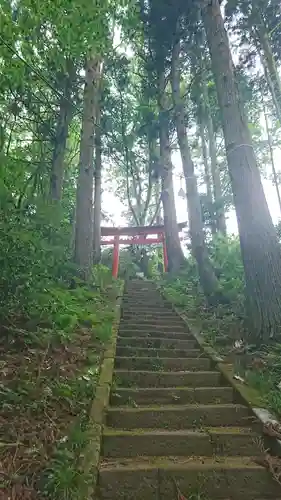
left=97, top=280, right=281, bottom=499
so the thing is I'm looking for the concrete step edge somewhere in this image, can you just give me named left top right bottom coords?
left=115, top=348, right=203, bottom=357
left=107, top=403, right=246, bottom=412
left=111, top=386, right=231, bottom=393
left=114, top=369, right=217, bottom=376
left=99, top=455, right=264, bottom=470
left=117, top=336, right=195, bottom=342
left=115, top=356, right=207, bottom=362
left=103, top=426, right=256, bottom=436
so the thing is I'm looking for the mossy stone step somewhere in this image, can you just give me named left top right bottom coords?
left=118, top=330, right=193, bottom=340
left=110, top=386, right=234, bottom=406
left=102, top=427, right=261, bottom=458
left=119, top=317, right=186, bottom=332
left=122, top=304, right=173, bottom=311
left=117, top=336, right=196, bottom=349
left=98, top=456, right=281, bottom=499
left=115, top=347, right=203, bottom=358
left=119, top=322, right=188, bottom=332
left=122, top=311, right=180, bottom=319
left=114, top=369, right=220, bottom=388
left=106, top=404, right=252, bottom=429
left=122, top=295, right=166, bottom=301
left=121, top=312, right=184, bottom=319
left=114, top=356, right=210, bottom=371
left=97, top=281, right=281, bottom=499
left=122, top=302, right=169, bottom=308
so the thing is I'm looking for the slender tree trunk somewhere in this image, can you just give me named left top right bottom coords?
left=171, top=39, right=219, bottom=301
left=251, top=5, right=281, bottom=123
left=201, top=71, right=227, bottom=235
left=199, top=122, right=216, bottom=236
left=263, top=100, right=281, bottom=214
left=199, top=123, right=212, bottom=203
left=74, top=56, right=102, bottom=279
left=158, top=70, right=185, bottom=272
left=93, top=91, right=102, bottom=264
left=205, top=107, right=227, bottom=236
left=50, top=62, right=75, bottom=202
left=202, top=0, right=281, bottom=340
left=50, top=98, right=73, bottom=202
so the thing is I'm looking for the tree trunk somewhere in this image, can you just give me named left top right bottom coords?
left=50, top=62, right=75, bottom=202
left=202, top=0, right=281, bottom=340
left=74, top=56, right=102, bottom=279
left=263, top=100, right=281, bottom=215
left=251, top=5, right=281, bottom=123
left=93, top=89, right=102, bottom=264
left=201, top=70, right=227, bottom=235
left=171, top=39, right=219, bottom=301
left=158, top=70, right=185, bottom=272
left=199, top=121, right=216, bottom=236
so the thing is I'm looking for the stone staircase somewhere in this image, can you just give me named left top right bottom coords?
left=97, top=280, right=281, bottom=499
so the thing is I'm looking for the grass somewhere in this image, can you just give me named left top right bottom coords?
left=1, top=281, right=120, bottom=500
left=162, top=276, right=281, bottom=419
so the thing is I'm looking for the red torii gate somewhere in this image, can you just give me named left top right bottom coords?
left=101, top=222, right=186, bottom=278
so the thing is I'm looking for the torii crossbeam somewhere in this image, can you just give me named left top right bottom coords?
left=101, top=222, right=186, bottom=278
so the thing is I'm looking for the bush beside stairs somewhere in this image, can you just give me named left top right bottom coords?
left=96, top=280, right=281, bottom=499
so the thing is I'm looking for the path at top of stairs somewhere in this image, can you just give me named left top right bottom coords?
left=97, top=279, right=281, bottom=500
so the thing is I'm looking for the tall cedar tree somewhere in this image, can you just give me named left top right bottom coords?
left=202, top=0, right=281, bottom=340
left=171, top=35, right=220, bottom=301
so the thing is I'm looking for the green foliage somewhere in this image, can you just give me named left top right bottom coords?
left=161, top=236, right=281, bottom=418
left=209, top=235, right=245, bottom=306
left=0, top=202, right=120, bottom=498
left=0, top=205, right=119, bottom=335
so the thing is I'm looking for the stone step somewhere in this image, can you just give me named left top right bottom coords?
left=121, top=316, right=182, bottom=324
left=115, top=346, right=203, bottom=358
left=114, top=356, right=210, bottom=371
left=114, top=369, right=221, bottom=388
left=122, top=304, right=173, bottom=310
left=122, top=301, right=168, bottom=307
left=122, top=304, right=169, bottom=310
left=126, top=290, right=159, bottom=293
left=119, top=322, right=188, bottom=332
left=117, top=336, right=197, bottom=349
left=121, top=316, right=186, bottom=325
left=110, top=386, right=234, bottom=406
left=102, top=427, right=261, bottom=458
left=98, top=456, right=281, bottom=499
left=118, top=330, right=193, bottom=340
left=123, top=300, right=166, bottom=305
left=106, top=404, right=252, bottom=429
left=122, top=311, right=179, bottom=319
left=123, top=292, right=162, bottom=297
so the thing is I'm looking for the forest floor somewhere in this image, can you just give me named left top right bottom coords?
left=0, top=285, right=118, bottom=500
left=162, top=278, right=281, bottom=421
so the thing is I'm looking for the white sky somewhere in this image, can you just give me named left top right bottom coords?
left=104, top=18, right=281, bottom=235
left=103, top=148, right=281, bottom=234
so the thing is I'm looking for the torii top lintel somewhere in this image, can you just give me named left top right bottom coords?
left=100, top=222, right=186, bottom=237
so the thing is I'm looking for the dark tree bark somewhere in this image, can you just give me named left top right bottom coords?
left=200, top=59, right=227, bottom=235
left=199, top=121, right=216, bottom=236
left=202, top=0, right=281, bottom=340
left=50, top=62, right=75, bottom=202
left=251, top=3, right=281, bottom=124
left=74, top=56, right=102, bottom=279
left=171, top=39, right=219, bottom=301
left=204, top=101, right=227, bottom=236
left=158, top=70, right=185, bottom=273
left=93, top=89, right=102, bottom=264
left=263, top=100, right=281, bottom=215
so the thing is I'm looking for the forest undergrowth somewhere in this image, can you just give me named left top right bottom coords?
left=0, top=207, right=120, bottom=500
left=161, top=235, right=281, bottom=419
